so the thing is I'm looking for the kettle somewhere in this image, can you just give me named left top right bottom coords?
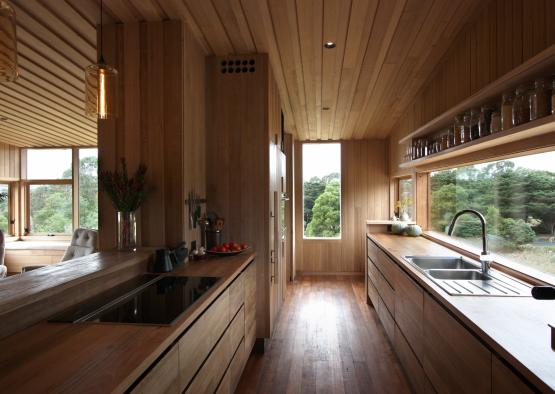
left=153, top=249, right=173, bottom=273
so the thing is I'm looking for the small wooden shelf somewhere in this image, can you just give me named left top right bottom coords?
left=399, top=44, right=555, bottom=144
left=399, top=113, right=555, bottom=168
left=366, top=220, right=416, bottom=225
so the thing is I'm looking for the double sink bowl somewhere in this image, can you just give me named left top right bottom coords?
left=403, top=256, right=532, bottom=296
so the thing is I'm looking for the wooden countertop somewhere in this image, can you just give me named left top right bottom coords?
left=368, top=233, right=555, bottom=393
left=0, top=252, right=256, bottom=393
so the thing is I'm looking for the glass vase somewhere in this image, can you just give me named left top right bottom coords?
left=117, top=211, right=136, bottom=251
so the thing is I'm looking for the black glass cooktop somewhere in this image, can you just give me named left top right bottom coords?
left=51, top=275, right=221, bottom=325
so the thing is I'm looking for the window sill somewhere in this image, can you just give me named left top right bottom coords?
left=5, top=240, right=69, bottom=251
left=423, top=231, right=555, bottom=286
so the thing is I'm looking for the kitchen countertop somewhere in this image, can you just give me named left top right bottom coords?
left=368, top=232, right=555, bottom=393
left=0, top=252, right=256, bottom=393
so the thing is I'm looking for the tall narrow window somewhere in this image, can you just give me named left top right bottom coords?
left=0, top=183, right=9, bottom=234
left=303, top=143, right=341, bottom=239
left=79, top=148, right=98, bottom=229
left=398, top=177, right=414, bottom=220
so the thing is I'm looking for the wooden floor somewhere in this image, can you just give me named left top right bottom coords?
left=236, top=275, right=411, bottom=394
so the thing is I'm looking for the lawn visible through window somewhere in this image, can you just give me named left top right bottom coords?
left=303, top=143, right=341, bottom=239
left=430, top=150, right=555, bottom=280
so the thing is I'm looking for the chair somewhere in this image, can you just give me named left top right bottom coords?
left=61, top=228, right=98, bottom=262
left=0, top=230, right=6, bottom=278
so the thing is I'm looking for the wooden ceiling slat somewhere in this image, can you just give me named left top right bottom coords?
left=211, top=0, right=257, bottom=54
left=0, top=127, right=50, bottom=147
left=41, top=1, right=96, bottom=48
left=65, top=0, right=115, bottom=27
left=128, top=0, right=167, bottom=22
left=102, top=0, right=140, bottom=23
left=184, top=0, right=235, bottom=55
left=0, top=113, right=80, bottom=146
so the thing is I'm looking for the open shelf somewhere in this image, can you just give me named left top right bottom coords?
left=399, top=43, right=555, bottom=145
left=399, top=113, right=555, bottom=168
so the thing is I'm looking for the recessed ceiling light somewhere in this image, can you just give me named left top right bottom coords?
left=324, top=41, right=336, bottom=49
left=322, top=107, right=330, bottom=111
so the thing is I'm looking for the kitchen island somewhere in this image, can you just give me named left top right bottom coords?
left=0, top=251, right=256, bottom=393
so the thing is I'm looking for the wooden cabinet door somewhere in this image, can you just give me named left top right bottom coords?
left=423, top=293, right=491, bottom=394
left=132, top=345, right=179, bottom=394
left=395, top=265, right=424, bottom=361
left=492, top=356, right=534, bottom=394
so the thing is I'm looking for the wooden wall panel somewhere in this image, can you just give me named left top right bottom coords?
left=0, top=143, right=20, bottom=180
left=294, top=140, right=389, bottom=274
left=98, top=21, right=205, bottom=250
left=390, top=0, right=555, bottom=176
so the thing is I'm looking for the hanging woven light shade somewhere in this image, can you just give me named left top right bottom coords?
left=0, top=0, right=18, bottom=82
left=84, top=0, right=118, bottom=119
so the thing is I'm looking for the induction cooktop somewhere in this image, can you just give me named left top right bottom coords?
left=50, top=274, right=221, bottom=325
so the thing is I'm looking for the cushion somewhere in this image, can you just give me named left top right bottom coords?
left=61, top=228, right=98, bottom=262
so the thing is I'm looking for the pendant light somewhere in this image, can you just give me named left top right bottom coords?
left=85, top=0, right=118, bottom=119
left=0, top=0, right=18, bottom=82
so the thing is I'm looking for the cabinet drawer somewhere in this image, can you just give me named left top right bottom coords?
left=132, top=345, right=179, bottom=394
left=423, top=293, right=491, bottom=394
left=367, top=275, right=379, bottom=308
left=377, top=296, right=395, bottom=343
left=185, top=323, right=232, bottom=394
left=367, top=237, right=379, bottom=262
left=395, top=265, right=424, bottom=361
left=179, top=290, right=230, bottom=390
left=369, top=259, right=395, bottom=316
left=394, top=325, right=433, bottom=394
left=229, top=306, right=245, bottom=354
left=215, top=338, right=246, bottom=394
left=492, top=356, right=534, bottom=394
left=374, top=249, right=397, bottom=289
left=229, top=273, right=244, bottom=317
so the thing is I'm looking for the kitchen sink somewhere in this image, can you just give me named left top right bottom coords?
left=426, top=269, right=491, bottom=281
left=403, top=255, right=532, bottom=297
left=405, top=256, right=478, bottom=270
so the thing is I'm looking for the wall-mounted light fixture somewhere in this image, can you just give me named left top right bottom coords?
left=85, top=0, right=118, bottom=119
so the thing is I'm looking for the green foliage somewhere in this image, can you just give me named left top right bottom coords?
left=303, top=173, right=339, bottom=230
left=0, top=190, right=8, bottom=233
left=305, top=180, right=340, bottom=238
left=499, top=218, right=536, bottom=247
left=79, top=156, right=98, bottom=229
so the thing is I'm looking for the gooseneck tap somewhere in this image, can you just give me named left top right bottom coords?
left=447, top=209, right=492, bottom=274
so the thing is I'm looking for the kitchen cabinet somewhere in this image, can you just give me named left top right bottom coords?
left=131, top=346, right=180, bottom=394
left=207, top=54, right=286, bottom=341
left=492, top=356, right=534, bottom=394
left=394, top=325, right=433, bottom=394
left=423, top=292, right=491, bottom=394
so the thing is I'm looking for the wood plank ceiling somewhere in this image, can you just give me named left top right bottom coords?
left=100, top=0, right=483, bottom=141
left=0, top=0, right=483, bottom=146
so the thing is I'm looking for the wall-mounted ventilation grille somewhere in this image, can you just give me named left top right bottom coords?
left=221, top=59, right=256, bottom=74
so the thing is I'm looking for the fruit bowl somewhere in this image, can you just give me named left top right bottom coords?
left=207, top=242, right=250, bottom=257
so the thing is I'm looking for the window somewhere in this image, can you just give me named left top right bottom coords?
left=24, top=148, right=98, bottom=235
left=397, top=177, right=414, bottom=220
left=79, top=148, right=98, bottom=229
left=302, top=143, right=341, bottom=239
left=429, top=150, right=555, bottom=280
left=0, top=183, right=9, bottom=234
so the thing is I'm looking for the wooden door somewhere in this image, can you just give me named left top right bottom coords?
left=269, top=141, right=278, bottom=335
left=277, top=151, right=287, bottom=305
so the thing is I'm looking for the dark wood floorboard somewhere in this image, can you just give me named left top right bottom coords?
left=236, top=275, right=412, bottom=394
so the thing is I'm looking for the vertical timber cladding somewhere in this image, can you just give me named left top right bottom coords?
left=97, top=21, right=185, bottom=250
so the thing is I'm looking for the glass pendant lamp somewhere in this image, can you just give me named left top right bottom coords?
left=0, top=0, right=18, bottom=82
left=85, top=0, right=118, bottom=119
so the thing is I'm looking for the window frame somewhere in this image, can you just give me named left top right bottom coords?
left=0, top=182, right=13, bottom=236
left=420, top=148, right=555, bottom=286
left=301, top=141, right=342, bottom=240
left=20, top=147, right=97, bottom=238
left=395, top=175, right=415, bottom=221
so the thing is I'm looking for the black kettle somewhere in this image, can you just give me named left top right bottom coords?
left=153, top=249, right=173, bottom=273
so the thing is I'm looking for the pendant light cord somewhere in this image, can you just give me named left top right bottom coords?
left=99, top=0, right=105, bottom=65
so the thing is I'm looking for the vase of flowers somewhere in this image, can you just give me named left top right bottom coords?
left=396, top=197, right=413, bottom=221
left=99, top=158, right=148, bottom=251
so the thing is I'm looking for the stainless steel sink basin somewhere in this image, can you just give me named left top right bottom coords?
left=426, top=269, right=491, bottom=281
left=405, top=256, right=478, bottom=270
left=403, top=255, right=532, bottom=297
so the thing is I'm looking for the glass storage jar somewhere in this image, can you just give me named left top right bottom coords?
left=512, top=84, right=531, bottom=127
left=551, top=78, right=555, bottom=114
left=440, top=132, right=449, bottom=151
left=470, top=108, right=480, bottom=140
left=478, top=106, right=494, bottom=137
left=490, top=110, right=501, bottom=133
left=462, top=112, right=471, bottom=144
left=448, top=126, right=455, bottom=147
left=501, top=91, right=514, bottom=131
left=530, top=78, right=549, bottom=120
left=454, top=115, right=463, bottom=146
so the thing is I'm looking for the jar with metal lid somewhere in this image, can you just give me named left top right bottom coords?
left=462, top=112, right=471, bottom=143
left=501, top=92, right=514, bottom=131
left=447, top=126, right=455, bottom=147
left=440, top=132, right=449, bottom=151
left=530, top=78, right=549, bottom=120
left=490, top=110, right=501, bottom=133
left=478, top=106, right=494, bottom=137
left=512, top=84, right=531, bottom=127
left=453, top=115, right=463, bottom=146
left=470, top=108, right=480, bottom=140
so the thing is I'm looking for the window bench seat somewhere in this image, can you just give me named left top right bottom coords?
left=4, top=241, right=69, bottom=274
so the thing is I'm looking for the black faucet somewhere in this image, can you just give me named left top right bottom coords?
left=447, top=209, right=492, bottom=274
